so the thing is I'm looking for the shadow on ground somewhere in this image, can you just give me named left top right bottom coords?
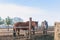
left=33, top=35, right=54, bottom=40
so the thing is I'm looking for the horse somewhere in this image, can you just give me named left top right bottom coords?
left=13, top=21, right=38, bottom=36
left=41, top=20, right=48, bottom=35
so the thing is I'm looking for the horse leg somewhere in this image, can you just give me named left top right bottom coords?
left=17, top=29, right=20, bottom=36
left=32, top=27, right=35, bottom=35
left=13, top=28, right=16, bottom=37
left=33, top=30, right=35, bottom=35
left=45, top=30, right=47, bottom=35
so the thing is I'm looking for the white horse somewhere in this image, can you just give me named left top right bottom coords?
left=41, top=20, right=48, bottom=35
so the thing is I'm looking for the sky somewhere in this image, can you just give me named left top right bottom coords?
left=0, top=0, right=60, bottom=26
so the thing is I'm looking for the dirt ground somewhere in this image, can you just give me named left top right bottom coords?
left=0, top=28, right=54, bottom=40
left=0, top=35, right=54, bottom=40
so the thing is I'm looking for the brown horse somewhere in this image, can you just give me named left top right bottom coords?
left=13, top=21, right=38, bottom=36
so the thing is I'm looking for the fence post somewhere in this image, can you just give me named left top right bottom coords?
left=28, top=17, right=32, bottom=39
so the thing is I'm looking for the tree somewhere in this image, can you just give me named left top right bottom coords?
left=5, top=16, right=12, bottom=31
left=0, top=17, right=4, bottom=25
left=12, top=17, right=23, bottom=24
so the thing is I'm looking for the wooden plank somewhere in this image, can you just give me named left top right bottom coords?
left=54, top=22, right=60, bottom=40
